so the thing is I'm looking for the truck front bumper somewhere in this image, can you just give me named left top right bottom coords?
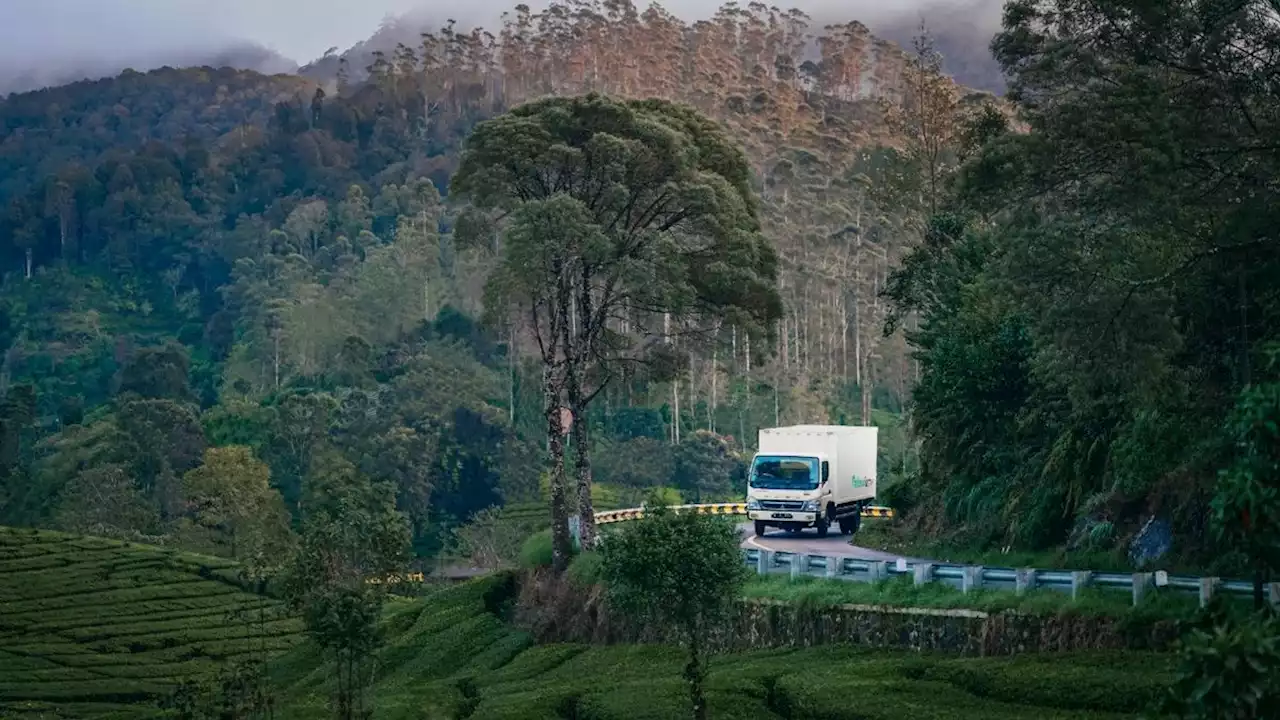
left=749, top=510, right=817, bottom=524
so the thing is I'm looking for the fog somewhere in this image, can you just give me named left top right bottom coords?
left=0, top=0, right=1004, bottom=95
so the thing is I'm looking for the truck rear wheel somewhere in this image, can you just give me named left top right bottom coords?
left=839, top=513, right=862, bottom=535
left=754, top=521, right=767, bottom=537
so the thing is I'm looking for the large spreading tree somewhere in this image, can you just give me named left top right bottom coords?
left=452, top=93, right=781, bottom=569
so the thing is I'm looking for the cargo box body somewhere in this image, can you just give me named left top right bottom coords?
left=747, top=425, right=878, bottom=536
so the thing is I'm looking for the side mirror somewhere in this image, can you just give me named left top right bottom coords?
left=821, top=461, right=829, bottom=485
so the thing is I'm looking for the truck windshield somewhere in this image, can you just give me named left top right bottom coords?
left=749, top=455, right=819, bottom=490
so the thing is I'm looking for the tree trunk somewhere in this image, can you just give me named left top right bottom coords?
left=567, top=370, right=598, bottom=551
left=673, top=376, right=681, bottom=444
left=709, top=342, right=718, bottom=433
left=545, top=370, right=573, bottom=573
left=861, top=364, right=872, bottom=426
left=273, top=328, right=282, bottom=390
left=684, top=622, right=707, bottom=720
left=508, top=327, right=516, bottom=425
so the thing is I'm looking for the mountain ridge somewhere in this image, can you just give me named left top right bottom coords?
left=0, top=1, right=1005, bottom=98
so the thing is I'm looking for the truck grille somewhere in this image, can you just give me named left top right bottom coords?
left=759, top=500, right=806, bottom=511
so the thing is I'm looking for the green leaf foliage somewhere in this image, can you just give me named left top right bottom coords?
left=1161, top=607, right=1280, bottom=720
left=891, top=0, right=1280, bottom=561
left=452, top=92, right=782, bottom=361
left=601, top=504, right=748, bottom=719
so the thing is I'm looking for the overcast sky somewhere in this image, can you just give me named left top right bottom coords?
left=0, top=0, right=421, bottom=65
left=3, top=1, right=998, bottom=65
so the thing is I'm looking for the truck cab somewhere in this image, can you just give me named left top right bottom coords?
left=746, top=425, right=877, bottom=538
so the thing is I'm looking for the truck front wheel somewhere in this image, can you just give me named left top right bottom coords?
left=814, top=509, right=830, bottom=538
left=754, top=521, right=768, bottom=537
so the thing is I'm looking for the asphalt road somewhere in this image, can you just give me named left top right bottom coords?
left=737, top=523, right=923, bottom=564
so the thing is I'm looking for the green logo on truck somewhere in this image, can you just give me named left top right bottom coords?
left=851, top=475, right=868, bottom=488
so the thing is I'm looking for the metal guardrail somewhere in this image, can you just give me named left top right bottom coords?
left=741, top=548, right=1280, bottom=609
left=594, top=502, right=895, bottom=525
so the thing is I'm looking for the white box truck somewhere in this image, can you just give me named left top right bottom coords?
left=746, top=425, right=878, bottom=537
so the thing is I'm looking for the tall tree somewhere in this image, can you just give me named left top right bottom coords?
left=180, top=445, right=293, bottom=562
left=282, top=450, right=410, bottom=720
left=451, top=93, right=781, bottom=565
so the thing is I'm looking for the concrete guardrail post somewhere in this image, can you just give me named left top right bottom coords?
left=868, top=560, right=888, bottom=583
left=791, top=553, right=808, bottom=581
left=961, top=566, right=983, bottom=593
left=1199, top=577, right=1219, bottom=608
left=912, top=563, right=934, bottom=587
left=756, top=550, right=773, bottom=576
left=1132, top=572, right=1154, bottom=606
left=1268, top=583, right=1280, bottom=609
left=1070, top=571, right=1092, bottom=600
left=1015, top=568, right=1037, bottom=596
left=825, top=556, right=841, bottom=579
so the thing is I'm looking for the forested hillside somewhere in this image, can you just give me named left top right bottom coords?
left=889, top=0, right=1280, bottom=571
left=0, top=0, right=971, bottom=566
left=11, top=0, right=1270, bottom=574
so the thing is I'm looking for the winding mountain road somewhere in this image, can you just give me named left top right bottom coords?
left=737, top=523, right=924, bottom=564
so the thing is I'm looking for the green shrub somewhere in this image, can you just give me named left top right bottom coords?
left=567, top=551, right=603, bottom=587
left=1160, top=607, right=1280, bottom=719
left=921, top=654, right=1174, bottom=713
left=519, top=530, right=556, bottom=569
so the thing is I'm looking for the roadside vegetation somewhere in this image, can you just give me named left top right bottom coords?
left=244, top=577, right=1176, bottom=720
left=852, top=520, right=1251, bottom=579
left=742, top=575, right=1207, bottom=621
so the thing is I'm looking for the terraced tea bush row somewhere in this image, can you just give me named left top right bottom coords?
left=0, top=526, right=303, bottom=718
left=10, top=598, right=275, bottom=634
left=3, top=525, right=1177, bottom=719
left=3, top=580, right=245, bottom=614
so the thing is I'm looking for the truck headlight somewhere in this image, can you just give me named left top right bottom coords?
left=747, top=499, right=761, bottom=510
left=802, top=500, right=819, bottom=512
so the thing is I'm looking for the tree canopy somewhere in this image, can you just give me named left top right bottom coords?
left=452, top=93, right=782, bottom=566
left=601, top=504, right=748, bottom=720
left=890, top=0, right=1280, bottom=565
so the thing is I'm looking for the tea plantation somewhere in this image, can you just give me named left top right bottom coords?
left=0, top=527, right=303, bottom=719
left=1, top=527, right=1179, bottom=719
left=267, top=578, right=1178, bottom=720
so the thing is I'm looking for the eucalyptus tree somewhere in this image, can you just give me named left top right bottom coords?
left=451, top=93, right=781, bottom=568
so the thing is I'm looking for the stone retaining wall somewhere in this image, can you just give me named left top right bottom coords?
left=512, top=569, right=1179, bottom=655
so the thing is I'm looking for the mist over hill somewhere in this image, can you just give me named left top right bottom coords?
left=300, top=0, right=1005, bottom=92
left=0, top=0, right=1005, bottom=97
left=0, top=42, right=299, bottom=97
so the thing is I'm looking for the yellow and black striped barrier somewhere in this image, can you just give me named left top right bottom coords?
left=368, top=503, right=893, bottom=585
left=367, top=571, right=426, bottom=585
left=593, top=502, right=894, bottom=525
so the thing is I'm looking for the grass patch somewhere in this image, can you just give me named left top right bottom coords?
left=742, top=573, right=1204, bottom=620
left=853, top=519, right=1245, bottom=577
left=0, top=526, right=303, bottom=718
left=518, top=529, right=555, bottom=569
left=566, top=551, right=603, bottom=587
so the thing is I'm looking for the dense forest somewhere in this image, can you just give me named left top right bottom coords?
left=891, top=0, right=1280, bottom=578
left=0, top=0, right=960, bottom=566
left=1, top=0, right=1275, bottom=579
